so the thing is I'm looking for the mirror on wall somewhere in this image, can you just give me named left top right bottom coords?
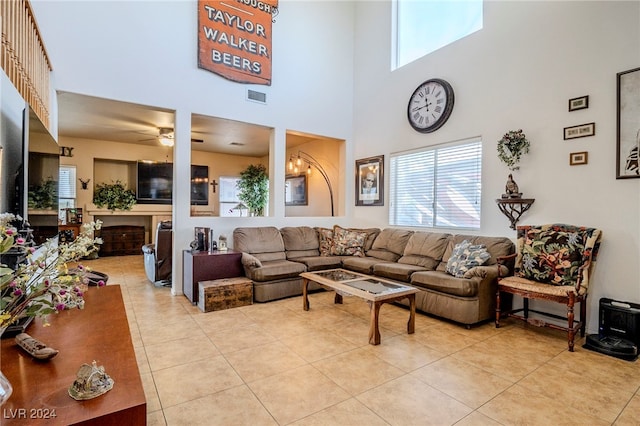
left=285, top=130, right=343, bottom=217
left=190, top=114, right=272, bottom=217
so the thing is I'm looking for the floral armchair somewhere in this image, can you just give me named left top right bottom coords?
left=495, top=224, right=602, bottom=351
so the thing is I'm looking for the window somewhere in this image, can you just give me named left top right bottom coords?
left=394, top=0, right=483, bottom=69
left=219, top=176, right=248, bottom=217
left=58, top=165, right=76, bottom=222
left=389, top=139, right=482, bottom=229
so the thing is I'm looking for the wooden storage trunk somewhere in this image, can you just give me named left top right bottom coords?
left=198, top=277, right=253, bottom=313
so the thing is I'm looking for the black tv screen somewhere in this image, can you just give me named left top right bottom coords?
left=136, top=161, right=172, bottom=204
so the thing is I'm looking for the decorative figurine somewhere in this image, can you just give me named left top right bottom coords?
left=15, top=333, right=58, bottom=360
left=503, top=173, right=522, bottom=198
left=68, top=361, right=114, bottom=401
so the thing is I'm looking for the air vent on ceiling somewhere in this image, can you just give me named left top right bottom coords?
left=247, top=89, right=267, bottom=104
left=230, top=142, right=245, bottom=146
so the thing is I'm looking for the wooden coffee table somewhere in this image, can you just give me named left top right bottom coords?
left=301, top=268, right=418, bottom=345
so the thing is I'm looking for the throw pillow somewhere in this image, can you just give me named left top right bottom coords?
left=445, top=240, right=491, bottom=278
left=330, top=225, right=367, bottom=257
left=517, top=229, right=584, bottom=286
left=316, top=227, right=334, bottom=256
left=241, top=252, right=262, bottom=268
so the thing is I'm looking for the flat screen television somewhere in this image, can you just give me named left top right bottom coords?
left=136, top=161, right=172, bottom=204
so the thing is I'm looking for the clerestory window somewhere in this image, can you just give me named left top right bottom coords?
left=393, top=0, right=483, bottom=69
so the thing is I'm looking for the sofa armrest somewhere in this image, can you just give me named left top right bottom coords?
left=496, top=253, right=517, bottom=278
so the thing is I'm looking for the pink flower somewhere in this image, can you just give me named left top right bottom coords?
left=55, top=303, right=65, bottom=311
left=59, top=289, right=66, bottom=295
left=28, top=247, right=35, bottom=254
left=16, top=237, right=25, bottom=245
left=13, top=288, right=22, bottom=297
left=5, top=229, right=14, bottom=236
left=97, top=280, right=106, bottom=287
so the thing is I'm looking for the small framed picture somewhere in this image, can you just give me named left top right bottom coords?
left=568, top=95, right=589, bottom=112
left=617, top=67, right=640, bottom=179
left=355, top=155, right=384, bottom=206
left=285, top=175, right=308, bottom=206
left=564, top=122, right=595, bottom=140
left=570, top=151, right=588, bottom=166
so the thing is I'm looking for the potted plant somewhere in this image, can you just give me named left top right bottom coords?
left=27, top=177, right=57, bottom=210
left=93, top=181, right=137, bottom=211
left=236, top=164, right=268, bottom=216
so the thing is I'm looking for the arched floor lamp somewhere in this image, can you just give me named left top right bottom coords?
left=288, top=150, right=334, bottom=216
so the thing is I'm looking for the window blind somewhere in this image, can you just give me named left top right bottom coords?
left=59, top=165, right=76, bottom=199
left=390, top=139, right=482, bottom=230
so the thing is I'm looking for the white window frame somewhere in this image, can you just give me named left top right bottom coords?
left=389, top=138, right=482, bottom=230
left=58, top=165, right=76, bottom=223
left=219, top=176, right=248, bottom=217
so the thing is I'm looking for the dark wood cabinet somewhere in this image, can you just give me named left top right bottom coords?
left=183, top=250, right=244, bottom=304
left=99, top=225, right=145, bottom=256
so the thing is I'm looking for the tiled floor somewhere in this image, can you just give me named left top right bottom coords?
left=84, top=255, right=640, bottom=425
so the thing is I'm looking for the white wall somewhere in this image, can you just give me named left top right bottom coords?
left=30, top=0, right=356, bottom=295
left=353, top=1, right=640, bottom=331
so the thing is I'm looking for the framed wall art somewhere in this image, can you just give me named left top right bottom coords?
left=568, top=95, right=589, bottom=111
left=285, top=175, right=308, bottom=206
left=570, top=151, right=588, bottom=166
left=617, top=66, right=640, bottom=179
left=563, top=122, right=595, bottom=140
left=355, top=155, right=384, bottom=206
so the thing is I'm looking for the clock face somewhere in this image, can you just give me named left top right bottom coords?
left=407, top=79, right=454, bottom=133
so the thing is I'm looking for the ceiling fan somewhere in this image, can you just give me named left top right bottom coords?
left=137, top=127, right=174, bottom=146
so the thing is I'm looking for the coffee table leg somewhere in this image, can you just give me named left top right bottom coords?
left=407, top=294, right=416, bottom=335
left=368, top=301, right=382, bottom=345
left=303, top=278, right=310, bottom=311
left=334, top=292, right=343, bottom=304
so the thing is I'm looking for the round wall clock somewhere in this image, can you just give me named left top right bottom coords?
left=407, top=78, right=455, bottom=133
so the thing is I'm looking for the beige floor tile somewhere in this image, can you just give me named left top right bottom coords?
left=281, top=328, right=359, bottom=362
left=248, top=364, right=351, bottom=425
left=146, top=409, right=167, bottom=426
left=413, top=325, right=478, bottom=354
left=313, top=346, right=405, bottom=395
left=518, top=362, right=635, bottom=423
left=259, top=314, right=323, bottom=338
left=144, top=335, right=220, bottom=371
left=323, top=316, right=398, bottom=346
left=138, top=317, right=204, bottom=346
left=411, top=357, right=513, bottom=409
left=357, top=374, right=472, bottom=425
left=478, top=383, right=609, bottom=425
left=364, top=334, right=445, bottom=372
left=134, top=344, right=151, bottom=375
left=163, top=385, right=277, bottom=426
left=140, top=371, right=162, bottom=413
left=153, top=355, right=243, bottom=408
left=205, top=323, right=277, bottom=354
left=615, top=392, right=640, bottom=425
left=455, top=411, right=502, bottom=426
left=224, top=340, right=308, bottom=382
left=290, top=397, right=388, bottom=426
left=190, top=307, right=254, bottom=331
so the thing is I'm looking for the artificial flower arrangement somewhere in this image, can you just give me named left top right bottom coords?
left=0, top=213, right=103, bottom=330
left=497, top=129, right=530, bottom=170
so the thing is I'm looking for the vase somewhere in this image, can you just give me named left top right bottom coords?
left=0, top=370, right=12, bottom=406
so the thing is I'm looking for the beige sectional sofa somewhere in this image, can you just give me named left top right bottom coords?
left=233, top=225, right=515, bottom=326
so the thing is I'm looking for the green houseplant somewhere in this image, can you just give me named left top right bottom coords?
left=497, top=129, right=530, bottom=171
left=93, top=181, right=137, bottom=211
left=27, top=177, right=57, bottom=210
left=237, top=164, right=268, bottom=216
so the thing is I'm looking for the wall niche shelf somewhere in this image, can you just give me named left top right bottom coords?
left=496, top=198, right=535, bottom=230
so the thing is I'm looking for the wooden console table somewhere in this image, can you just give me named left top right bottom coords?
left=183, top=250, right=244, bottom=304
left=496, top=198, right=535, bottom=230
left=0, top=285, right=146, bottom=425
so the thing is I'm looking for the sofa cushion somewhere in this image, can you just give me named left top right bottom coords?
left=398, top=231, right=450, bottom=270
left=516, top=228, right=585, bottom=286
left=331, top=225, right=367, bottom=256
left=233, top=227, right=286, bottom=262
left=281, top=226, right=320, bottom=259
left=373, top=262, right=428, bottom=282
left=350, top=227, right=381, bottom=253
left=445, top=240, right=491, bottom=278
left=342, top=256, right=390, bottom=274
left=410, top=270, right=481, bottom=297
left=316, top=227, right=334, bottom=256
left=247, top=260, right=307, bottom=282
left=289, top=255, right=344, bottom=271
left=366, top=228, right=414, bottom=262
left=437, top=234, right=515, bottom=272
left=241, top=252, right=263, bottom=268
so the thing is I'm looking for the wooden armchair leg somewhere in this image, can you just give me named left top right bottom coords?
left=495, top=290, right=501, bottom=328
left=567, top=292, right=576, bottom=352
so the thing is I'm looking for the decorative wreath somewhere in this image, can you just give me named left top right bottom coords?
left=497, top=129, right=530, bottom=170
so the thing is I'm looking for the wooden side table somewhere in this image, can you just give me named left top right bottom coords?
left=496, top=198, right=535, bottom=229
left=182, top=250, right=244, bottom=304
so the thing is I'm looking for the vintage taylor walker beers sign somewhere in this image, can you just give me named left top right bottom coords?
left=198, top=0, right=277, bottom=85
